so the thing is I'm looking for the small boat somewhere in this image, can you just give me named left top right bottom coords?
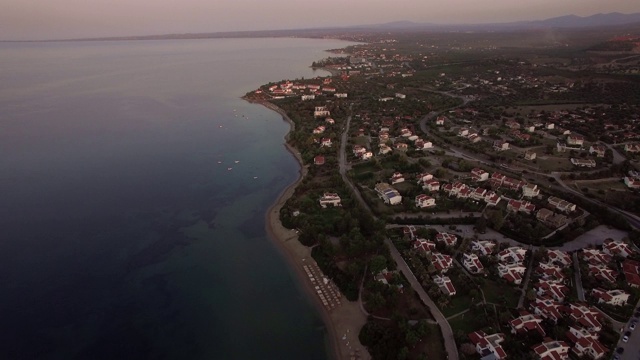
left=234, top=160, right=240, bottom=164
left=219, top=125, right=223, bottom=128
left=253, top=176, right=258, bottom=179
left=227, top=167, right=232, bottom=171
left=217, top=161, right=222, bottom=164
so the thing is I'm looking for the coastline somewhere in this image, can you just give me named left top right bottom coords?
left=250, top=99, right=370, bottom=360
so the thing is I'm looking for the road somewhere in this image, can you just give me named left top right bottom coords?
left=549, top=172, right=640, bottom=230
left=605, top=143, right=626, bottom=165
left=619, top=307, right=640, bottom=360
left=338, top=103, right=375, bottom=216
left=411, top=82, right=640, bottom=230
left=385, top=238, right=459, bottom=360
left=338, top=103, right=458, bottom=359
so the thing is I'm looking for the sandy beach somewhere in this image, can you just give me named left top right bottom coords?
left=258, top=100, right=370, bottom=360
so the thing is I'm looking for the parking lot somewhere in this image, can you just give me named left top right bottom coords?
left=617, top=308, right=640, bottom=360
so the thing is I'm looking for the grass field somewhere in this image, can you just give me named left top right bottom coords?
left=415, top=324, right=446, bottom=360
left=536, top=156, right=572, bottom=172
left=441, top=294, right=476, bottom=318
left=482, top=280, right=520, bottom=308
left=448, top=310, right=490, bottom=334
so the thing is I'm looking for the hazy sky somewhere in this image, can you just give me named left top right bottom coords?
left=2, top=0, right=640, bottom=40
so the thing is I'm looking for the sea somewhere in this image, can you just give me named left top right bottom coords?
left=0, top=37, right=355, bottom=360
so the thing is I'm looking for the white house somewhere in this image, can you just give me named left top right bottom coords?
left=435, top=232, right=458, bottom=247
left=379, top=144, right=392, bottom=155
left=498, top=246, right=528, bottom=264
left=314, top=106, right=330, bottom=118
left=533, top=340, right=570, bottom=360
left=524, top=150, right=537, bottom=160
left=498, top=263, right=526, bottom=284
left=468, top=331, right=507, bottom=360
left=493, top=140, right=510, bottom=151
left=471, top=240, right=496, bottom=256
left=548, top=196, right=576, bottom=213
left=415, top=194, right=436, bottom=208
left=591, top=288, right=630, bottom=306
left=471, top=168, right=489, bottom=181
left=589, top=145, right=606, bottom=157
left=375, top=183, right=402, bottom=205
left=603, top=238, right=633, bottom=258
left=433, top=275, right=456, bottom=296
left=522, top=184, right=540, bottom=198
left=319, top=193, right=341, bottom=208
left=462, top=253, right=484, bottom=274
left=570, top=158, right=596, bottom=167
left=423, top=181, right=440, bottom=192
left=567, top=134, right=585, bottom=146
left=624, top=143, right=640, bottom=153
left=413, top=238, right=436, bottom=254
left=416, top=172, right=433, bottom=184
left=390, top=172, right=405, bottom=184
left=624, top=177, right=640, bottom=189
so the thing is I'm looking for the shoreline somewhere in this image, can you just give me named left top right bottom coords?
left=249, top=98, right=370, bottom=360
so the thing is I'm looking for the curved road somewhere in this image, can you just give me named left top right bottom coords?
left=338, top=103, right=458, bottom=359
left=385, top=238, right=459, bottom=360
left=339, top=103, right=376, bottom=217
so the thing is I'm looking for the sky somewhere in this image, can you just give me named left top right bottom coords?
left=2, top=0, right=640, bottom=41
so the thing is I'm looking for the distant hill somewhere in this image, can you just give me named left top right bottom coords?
left=61, top=12, right=640, bottom=43
left=512, top=12, right=640, bottom=28
left=358, top=12, right=640, bottom=31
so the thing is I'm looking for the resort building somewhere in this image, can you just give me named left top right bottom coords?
left=591, top=288, right=629, bottom=306
left=462, top=253, right=484, bottom=274
left=415, top=194, right=436, bottom=208
left=375, top=183, right=402, bottom=205
left=468, top=331, right=507, bottom=360
left=532, top=340, right=570, bottom=360
left=319, top=193, right=341, bottom=208
left=433, top=275, right=456, bottom=296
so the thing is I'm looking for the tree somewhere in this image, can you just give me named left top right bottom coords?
left=475, top=216, right=487, bottom=233
left=370, top=255, right=388, bottom=274
left=366, top=292, right=386, bottom=310
left=489, top=209, right=505, bottom=230
left=398, top=347, right=409, bottom=360
left=526, top=289, right=537, bottom=302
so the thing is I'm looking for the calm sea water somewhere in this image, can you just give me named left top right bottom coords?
left=0, top=38, right=353, bottom=360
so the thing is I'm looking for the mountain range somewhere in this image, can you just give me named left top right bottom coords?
left=68, top=12, right=640, bottom=42
left=359, top=12, right=640, bottom=30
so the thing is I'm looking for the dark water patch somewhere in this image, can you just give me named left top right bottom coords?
left=0, top=38, right=357, bottom=360
left=125, top=229, right=191, bottom=272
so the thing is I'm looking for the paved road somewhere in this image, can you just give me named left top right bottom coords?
left=385, top=238, right=459, bottom=360
left=386, top=224, right=627, bottom=252
left=619, top=306, right=640, bottom=360
left=549, top=172, right=640, bottom=230
left=338, top=103, right=375, bottom=217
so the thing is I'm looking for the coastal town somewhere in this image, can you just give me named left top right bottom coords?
left=246, top=26, right=640, bottom=360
